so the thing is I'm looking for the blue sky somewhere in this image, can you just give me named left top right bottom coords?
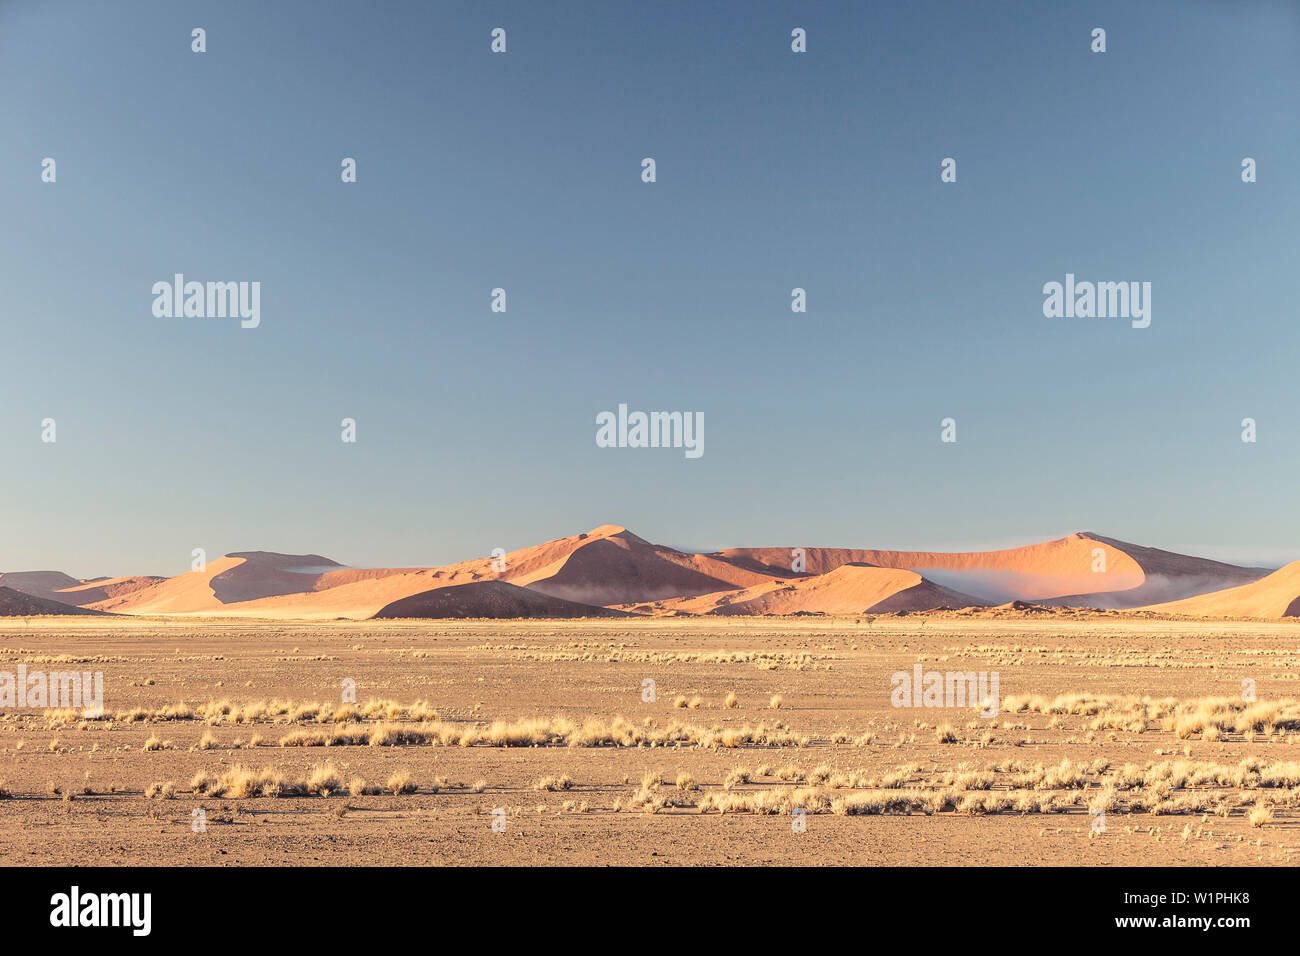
left=2, top=0, right=1298, bottom=576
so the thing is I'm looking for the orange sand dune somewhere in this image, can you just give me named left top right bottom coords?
left=53, top=575, right=166, bottom=606
left=233, top=525, right=774, bottom=618
left=87, top=548, right=531, bottom=620
left=1043, top=535, right=1270, bottom=608
left=509, top=526, right=775, bottom=605
left=44, top=525, right=1283, bottom=620
left=89, top=556, right=249, bottom=614
left=191, top=570, right=477, bottom=620
left=77, top=526, right=775, bottom=620
left=397, top=524, right=774, bottom=606
left=89, top=564, right=449, bottom=620
left=714, top=533, right=1268, bottom=608
left=88, top=553, right=358, bottom=615
left=632, top=563, right=984, bottom=616
left=1141, top=561, right=1300, bottom=618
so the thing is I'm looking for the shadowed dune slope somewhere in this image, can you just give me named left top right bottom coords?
left=0, top=586, right=112, bottom=616
left=373, top=581, right=627, bottom=619
left=208, top=551, right=342, bottom=603
left=0, top=571, right=84, bottom=604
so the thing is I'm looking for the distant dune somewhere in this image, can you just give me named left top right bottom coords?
left=715, top=532, right=1269, bottom=609
left=0, top=571, right=84, bottom=604
left=1043, top=534, right=1270, bottom=608
left=87, top=562, right=445, bottom=620
left=408, top=524, right=772, bottom=606
left=0, top=525, right=1289, bottom=620
left=51, top=575, right=166, bottom=606
left=632, top=564, right=985, bottom=616
left=0, top=570, right=161, bottom=610
left=0, top=586, right=110, bottom=617
left=1140, top=561, right=1300, bottom=618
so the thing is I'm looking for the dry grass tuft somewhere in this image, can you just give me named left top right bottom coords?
left=723, top=768, right=751, bottom=790
left=307, top=763, right=343, bottom=796
left=1248, top=800, right=1273, bottom=828
left=386, top=771, right=418, bottom=795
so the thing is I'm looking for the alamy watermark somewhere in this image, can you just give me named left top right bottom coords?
left=152, top=274, right=260, bottom=329
left=891, top=664, right=999, bottom=717
left=0, top=666, right=104, bottom=715
left=1042, top=273, right=1150, bottom=329
left=595, top=404, right=703, bottom=459
left=49, top=886, right=150, bottom=936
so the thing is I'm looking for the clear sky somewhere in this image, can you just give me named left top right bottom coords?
left=3, top=0, right=1298, bottom=577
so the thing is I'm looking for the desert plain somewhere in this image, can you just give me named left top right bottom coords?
left=2, top=612, right=1299, bottom=867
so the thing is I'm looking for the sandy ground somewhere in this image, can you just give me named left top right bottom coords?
left=1, top=615, right=1298, bottom=866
